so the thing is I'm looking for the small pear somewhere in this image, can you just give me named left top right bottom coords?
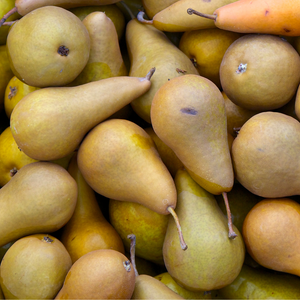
left=10, top=68, right=154, bottom=161
left=163, top=168, right=245, bottom=292
left=0, top=234, right=72, bottom=299
left=243, top=198, right=300, bottom=276
left=55, top=249, right=135, bottom=299
left=231, top=111, right=300, bottom=198
left=128, top=234, right=185, bottom=300
left=60, top=153, right=125, bottom=263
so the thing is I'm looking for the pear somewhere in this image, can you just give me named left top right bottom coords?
left=151, top=74, right=237, bottom=237
left=243, top=198, right=300, bottom=276
left=217, top=264, right=300, bottom=299
left=0, top=162, right=77, bottom=247
left=10, top=68, right=155, bottom=161
left=55, top=249, right=135, bottom=299
left=109, top=198, right=168, bottom=265
left=128, top=234, right=185, bottom=299
left=77, top=118, right=187, bottom=250
left=60, top=153, right=125, bottom=264
left=0, top=234, right=72, bottom=299
left=231, top=111, right=300, bottom=198
left=163, top=168, right=245, bottom=292
left=68, top=11, right=127, bottom=86
left=142, top=0, right=179, bottom=19
left=126, top=17, right=199, bottom=123
left=6, top=6, right=91, bottom=88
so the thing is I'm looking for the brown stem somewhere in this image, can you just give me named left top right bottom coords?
left=187, top=8, right=217, bottom=21
left=0, top=6, right=18, bottom=28
left=137, top=11, right=153, bottom=25
left=167, top=206, right=188, bottom=250
left=3, top=20, right=18, bottom=26
left=127, top=234, right=139, bottom=277
left=145, top=67, right=156, bottom=81
left=222, top=192, right=238, bottom=239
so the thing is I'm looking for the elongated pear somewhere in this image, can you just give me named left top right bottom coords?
left=10, top=68, right=155, bottom=161
left=77, top=118, right=187, bottom=250
left=163, top=169, right=245, bottom=292
left=126, top=18, right=199, bottom=123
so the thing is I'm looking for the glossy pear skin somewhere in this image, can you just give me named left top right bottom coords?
left=163, top=169, right=245, bottom=292
left=243, top=198, right=300, bottom=276
left=151, top=74, right=234, bottom=195
left=217, top=264, right=300, bottom=299
left=0, top=162, right=78, bottom=247
left=55, top=249, right=135, bottom=299
left=77, top=119, right=177, bottom=215
left=232, top=111, right=300, bottom=198
left=60, top=153, right=125, bottom=263
left=10, top=72, right=153, bottom=161
left=0, top=234, right=72, bottom=299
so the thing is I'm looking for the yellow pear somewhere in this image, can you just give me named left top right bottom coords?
left=0, top=162, right=77, bottom=247
left=60, top=153, right=125, bottom=263
left=243, top=198, right=300, bottom=276
left=10, top=68, right=154, bottom=161
left=69, top=11, right=127, bottom=86
left=142, top=0, right=179, bottom=19
left=55, top=249, right=135, bottom=299
left=126, top=18, right=199, bottom=123
left=0, top=234, right=72, bottom=299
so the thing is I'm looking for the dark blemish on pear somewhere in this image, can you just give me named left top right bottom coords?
left=123, top=260, right=131, bottom=272
left=58, top=46, right=69, bottom=56
left=8, top=86, right=17, bottom=99
left=283, top=28, right=291, bottom=33
left=257, top=148, right=264, bottom=152
left=236, top=63, right=247, bottom=74
left=202, top=0, right=211, bottom=2
left=265, top=10, right=269, bottom=16
left=180, top=107, right=198, bottom=115
left=43, top=236, right=54, bottom=243
left=10, top=167, right=18, bottom=177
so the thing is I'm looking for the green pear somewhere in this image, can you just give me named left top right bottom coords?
left=10, top=68, right=154, bottom=161
left=126, top=18, right=199, bottom=123
left=68, top=11, right=127, bottom=86
left=109, top=199, right=169, bottom=265
left=6, top=6, right=90, bottom=88
left=217, top=264, right=300, bottom=299
left=163, top=168, right=245, bottom=292
left=231, top=111, right=300, bottom=198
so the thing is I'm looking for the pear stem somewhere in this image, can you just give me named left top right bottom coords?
left=167, top=206, right=188, bottom=250
left=137, top=11, right=153, bottom=25
left=222, top=192, right=238, bottom=239
left=187, top=8, right=217, bottom=21
left=117, top=1, right=136, bottom=20
left=127, top=234, right=139, bottom=277
left=145, top=67, right=156, bottom=80
left=2, top=21, right=17, bottom=26
left=0, top=6, right=18, bottom=28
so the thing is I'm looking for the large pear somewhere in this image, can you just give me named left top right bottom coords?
left=151, top=74, right=234, bottom=195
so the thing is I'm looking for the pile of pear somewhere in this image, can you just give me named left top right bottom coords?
left=1, top=0, right=300, bottom=299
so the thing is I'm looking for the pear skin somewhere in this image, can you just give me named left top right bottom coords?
left=0, top=162, right=78, bottom=247
left=69, top=11, right=127, bottom=86
left=163, top=169, right=245, bottom=292
left=54, top=249, right=135, bottom=299
left=142, top=0, right=179, bottom=19
left=10, top=68, right=154, bottom=161
left=231, top=111, right=300, bottom=198
left=77, top=118, right=176, bottom=215
left=151, top=74, right=234, bottom=195
left=60, top=153, right=125, bottom=263
left=243, top=198, right=300, bottom=277
left=126, top=18, right=199, bottom=123
left=0, top=234, right=72, bottom=299
left=217, top=264, right=300, bottom=299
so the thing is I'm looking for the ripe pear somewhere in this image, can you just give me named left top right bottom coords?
left=6, top=6, right=91, bottom=87
left=163, top=168, right=245, bottom=292
left=220, top=34, right=300, bottom=111
left=0, top=234, right=72, bottom=299
left=142, top=0, right=179, bottom=19
left=109, top=198, right=168, bottom=265
left=68, top=11, right=127, bottom=86
left=0, top=162, right=77, bottom=247
left=128, top=234, right=185, bottom=300
left=10, top=68, right=154, bottom=161
left=243, top=198, right=300, bottom=276
left=60, top=153, right=125, bottom=263
left=78, top=118, right=187, bottom=250
left=231, top=111, right=300, bottom=198
left=55, top=249, right=135, bottom=299
left=217, top=264, right=300, bottom=299
left=126, top=18, right=199, bottom=123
